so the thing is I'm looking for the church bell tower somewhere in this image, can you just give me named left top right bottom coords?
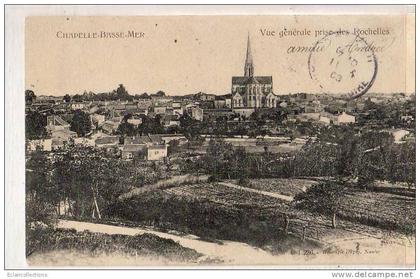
left=244, top=33, right=254, bottom=77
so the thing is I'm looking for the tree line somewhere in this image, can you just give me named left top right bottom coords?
left=191, top=126, right=415, bottom=188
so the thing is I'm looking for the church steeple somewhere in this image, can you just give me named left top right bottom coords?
left=244, top=33, right=254, bottom=77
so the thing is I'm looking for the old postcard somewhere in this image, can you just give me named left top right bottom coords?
left=7, top=5, right=416, bottom=268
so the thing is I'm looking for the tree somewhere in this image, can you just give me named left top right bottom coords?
left=355, top=131, right=394, bottom=189
left=72, top=94, right=83, bottom=102
left=117, top=122, right=136, bottom=137
left=294, top=180, right=346, bottom=228
left=228, top=147, right=250, bottom=179
left=25, top=90, right=36, bottom=105
left=155, top=90, right=165, bottom=97
left=180, top=113, right=200, bottom=139
left=138, top=115, right=164, bottom=135
left=26, top=150, right=58, bottom=244
left=70, top=110, right=91, bottom=136
left=116, top=84, right=128, bottom=96
left=203, top=139, right=234, bottom=180
left=63, top=94, right=71, bottom=103
left=168, top=139, right=180, bottom=154
left=26, top=150, right=54, bottom=203
left=51, top=146, right=133, bottom=219
left=26, top=111, right=47, bottom=139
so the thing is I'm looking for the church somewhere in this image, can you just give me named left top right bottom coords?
left=231, top=34, right=278, bottom=109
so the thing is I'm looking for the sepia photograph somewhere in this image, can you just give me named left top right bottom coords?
left=4, top=4, right=416, bottom=270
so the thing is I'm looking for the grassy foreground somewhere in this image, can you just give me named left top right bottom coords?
left=27, top=227, right=202, bottom=263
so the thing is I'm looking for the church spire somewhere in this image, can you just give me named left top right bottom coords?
left=244, top=32, right=254, bottom=77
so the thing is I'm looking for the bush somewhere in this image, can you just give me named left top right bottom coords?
left=27, top=228, right=202, bottom=262
left=238, top=177, right=250, bottom=187
left=207, top=175, right=220, bottom=183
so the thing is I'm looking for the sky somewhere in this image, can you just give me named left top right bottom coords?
left=26, top=15, right=414, bottom=96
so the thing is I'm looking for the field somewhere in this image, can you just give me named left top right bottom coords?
left=236, top=178, right=318, bottom=197
left=183, top=137, right=305, bottom=154
left=163, top=182, right=289, bottom=210
left=340, top=190, right=416, bottom=234
left=161, top=179, right=415, bottom=239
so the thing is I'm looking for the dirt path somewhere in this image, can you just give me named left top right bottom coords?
left=53, top=219, right=414, bottom=266
left=218, top=181, right=294, bottom=202
left=57, top=219, right=278, bottom=265
left=119, top=175, right=209, bottom=201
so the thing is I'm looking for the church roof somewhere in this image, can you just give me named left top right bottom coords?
left=232, top=76, right=272, bottom=85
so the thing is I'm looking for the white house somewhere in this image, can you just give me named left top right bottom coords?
left=147, top=145, right=168, bottom=161
left=335, top=112, right=356, bottom=124
left=71, top=102, right=87, bottom=110
left=27, top=139, right=52, bottom=152
left=319, top=112, right=356, bottom=125
left=390, top=129, right=410, bottom=144
left=127, top=118, right=142, bottom=126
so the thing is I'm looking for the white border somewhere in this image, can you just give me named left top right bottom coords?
left=2, top=3, right=417, bottom=277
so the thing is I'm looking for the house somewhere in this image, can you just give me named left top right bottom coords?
left=203, top=109, right=235, bottom=121
left=100, top=119, right=121, bottom=135
left=335, top=112, right=356, bottom=124
left=127, top=117, right=142, bottom=126
left=89, top=105, right=99, bottom=114
left=27, top=139, right=52, bottom=152
left=304, top=100, right=323, bottom=113
left=157, top=134, right=188, bottom=145
left=122, top=135, right=166, bottom=161
left=91, top=114, right=106, bottom=126
left=137, top=98, right=153, bottom=109
left=46, top=115, right=71, bottom=133
left=195, top=92, right=216, bottom=101
left=125, top=135, right=163, bottom=146
left=171, top=103, right=184, bottom=116
left=51, top=129, right=77, bottom=141
left=121, top=144, right=146, bottom=160
left=51, top=138, right=68, bottom=150
left=163, top=115, right=181, bottom=127
left=189, top=107, right=204, bottom=121
left=319, top=112, right=356, bottom=125
left=95, top=136, right=120, bottom=148
left=71, top=102, right=87, bottom=110
left=389, top=129, right=411, bottom=144
left=147, top=145, right=168, bottom=161
left=153, top=106, right=167, bottom=114
left=296, top=112, right=321, bottom=122
left=232, top=108, right=255, bottom=118
left=214, top=94, right=232, bottom=109
left=74, top=137, right=95, bottom=147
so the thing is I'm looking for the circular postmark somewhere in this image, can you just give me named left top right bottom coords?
left=308, top=31, right=377, bottom=100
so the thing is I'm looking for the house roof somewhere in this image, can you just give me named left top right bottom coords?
left=125, top=136, right=151, bottom=145
left=125, top=135, right=163, bottom=145
left=163, top=114, right=180, bottom=121
left=215, top=94, right=232, bottom=100
left=122, top=144, right=146, bottom=152
left=149, top=134, right=163, bottom=143
left=51, top=129, right=77, bottom=137
left=148, top=144, right=167, bottom=150
left=95, top=136, right=119, bottom=145
left=47, top=115, right=70, bottom=127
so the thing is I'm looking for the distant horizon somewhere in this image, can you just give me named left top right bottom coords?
left=33, top=90, right=414, bottom=98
